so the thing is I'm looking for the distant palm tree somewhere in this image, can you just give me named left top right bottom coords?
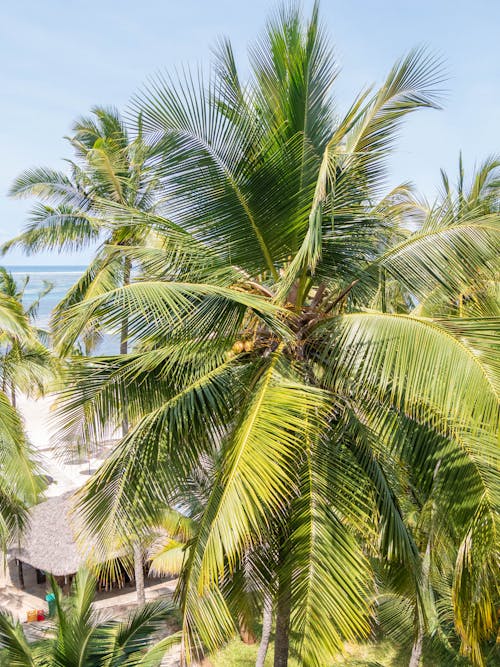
left=5, top=107, right=163, bottom=603
left=411, top=153, right=499, bottom=319
left=0, top=270, right=51, bottom=552
left=17, top=4, right=499, bottom=667
left=0, top=569, right=178, bottom=667
left=4, top=106, right=160, bottom=357
left=0, top=267, right=54, bottom=407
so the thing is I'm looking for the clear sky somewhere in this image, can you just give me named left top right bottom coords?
left=1, top=0, right=499, bottom=265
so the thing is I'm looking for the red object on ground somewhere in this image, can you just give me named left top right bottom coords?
left=37, top=610, right=45, bottom=621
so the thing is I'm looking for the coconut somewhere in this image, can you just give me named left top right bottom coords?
left=232, top=340, right=244, bottom=353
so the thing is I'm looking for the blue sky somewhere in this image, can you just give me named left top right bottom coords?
left=1, top=0, right=499, bottom=265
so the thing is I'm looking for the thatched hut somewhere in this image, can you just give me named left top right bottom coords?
left=12, top=493, right=83, bottom=576
left=10, top=491, right=159, bottom=592
left=10, top=492, right=87, bottom=588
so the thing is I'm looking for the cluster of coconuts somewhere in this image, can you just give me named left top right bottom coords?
left=231, top=339, right=254, bottom=354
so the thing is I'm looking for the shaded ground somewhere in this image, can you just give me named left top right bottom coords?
left=209, top=638, right=499, bottom=666
left=0, top=557, right=177, bottom=621
left=209, top=639, right=409, bottom=667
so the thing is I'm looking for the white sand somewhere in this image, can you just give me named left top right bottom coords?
left=0, top=395, right=113, bottom=617
left=17, top=394, right=111, bottom=498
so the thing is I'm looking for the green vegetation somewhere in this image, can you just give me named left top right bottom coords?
left=0, top=569, right=178, bottom=666
left=211, top=636, right=500, bottom=667
left=210, top=639, right=300, bottom=667
left=1, top=2, right=499, bottom=666
left=210, top=639, right=402, bottom=667
left=0, top=269, right=53, bottom=550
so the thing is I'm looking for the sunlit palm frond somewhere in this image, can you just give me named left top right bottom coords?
left=72, top=357, right=247, bottom=561
left=8, top=167, right=83, bottom=205
left=277, top=47, right=444, bottom=296
left=53, top=279, right=289, bottom=357
left=452, top=501, right=499, bottom=666
left=178, top=355, right=331, bottom=660
left=378, top=213, right=499, bottom=302
left=0, top=293, right=29, bottom=338
left=0, top=611, right=37, bottom=667
left=315, top=312, right=499, bottom=439
left=2, top=205, right=100, bottom=256
left=289, top=441, right=373, bottom=666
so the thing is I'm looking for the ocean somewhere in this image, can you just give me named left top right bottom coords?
left=5, top=265, right=87, bottom=328
left=4, top=265, right=117, bottom=354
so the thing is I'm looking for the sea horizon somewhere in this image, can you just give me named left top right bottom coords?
left=3, top=264, right=88, bottom=273
left=4, top=264, right=118, bottom=354
left=4, top=265, right=85, bottom=330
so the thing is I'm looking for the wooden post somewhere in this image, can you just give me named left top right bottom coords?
left=17, top=560, right=25, bottom=589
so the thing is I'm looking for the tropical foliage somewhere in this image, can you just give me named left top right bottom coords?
left=4, top=105, right=164, bottom=603
left=4, top=3, right=499, bottom=667
left=0, top=268, right=51, bottom=551
left=5, top=105, right=161, bottom=358
left=0, top=569, right=178, bottom=666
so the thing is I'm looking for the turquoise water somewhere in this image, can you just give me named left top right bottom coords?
left=4, top=265, right=117, bottom=354
left=5, top=265, right=87, bottom=328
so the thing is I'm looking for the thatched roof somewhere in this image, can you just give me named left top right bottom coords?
left=10, top=492, right=87, bottom=576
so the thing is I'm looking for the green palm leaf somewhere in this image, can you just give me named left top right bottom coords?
left=316, top=312, right=499, bottom=438
left=289, top=444, right=372, bottom=666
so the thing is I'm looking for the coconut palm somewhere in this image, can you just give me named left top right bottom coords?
left=31, top=4, right=499, bottom=666
left=4, top=105, right=160, bottom=357
left=0, top=568, right=179, bottom=667
left=5, top=107, right=163, bottom=602
left=410, top=153, right=499, bottom=320
left=0, top=267, right=54, bottom=406
left=0, top=274, right=49, bottom=552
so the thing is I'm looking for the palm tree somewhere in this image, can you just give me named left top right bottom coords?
left=4, top=105, right=160, bottom=357
left=0, top=268, right=54, bottom=407
left=5, top=107, right=163, bottom=602
left=371, top=155, right=500, bottom=667
left=0, top=568, right=179, bottom=666
left=20, top=4, right=499, bottom=666
left=410, top=153, right=499, bottom=320
left=0, top=273, right=49, bottom=552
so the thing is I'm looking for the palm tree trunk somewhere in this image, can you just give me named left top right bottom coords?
left=409, top=626, right=423, bottom=667
left=11, top=382, right=16, bottom=408
left=255, top=589, right=273, bottom=667
left=380, top=267, right=387, bottom=313
left=410, top=523, right=433, bottom=667
left=133, top=541, right=146, bottom=606
left=120, top=257, right=130, bottom=433
left=273, top=553, right=291, bottom=667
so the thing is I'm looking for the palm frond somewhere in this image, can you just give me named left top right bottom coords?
left=2, top=205, right=100, bottom=255
left=178, top=355, right=331, bottom=659
left=0, top=611, right=36, bottom=667
left=314, top=312, right=499, bottom=439
left=378, top=214, right=499, bottom=301
left=290, top=442, right=372, bottom=666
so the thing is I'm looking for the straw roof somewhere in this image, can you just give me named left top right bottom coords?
left=10, top=492, right=87, bottom=576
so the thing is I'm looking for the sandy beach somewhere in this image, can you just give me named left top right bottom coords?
left=17, top=393, right=111, bottom=498
left=3, top=396, right=181, bottom=641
